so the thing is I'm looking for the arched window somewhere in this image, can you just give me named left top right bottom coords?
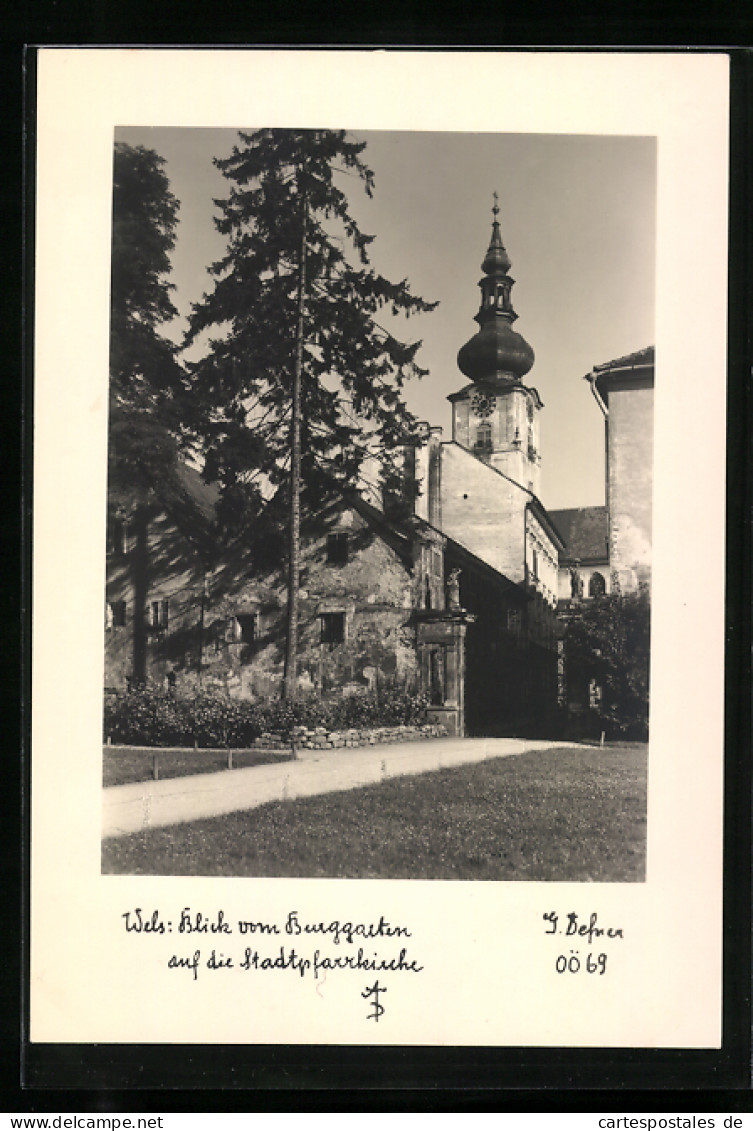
left=589, top=572, right=606, bottom=597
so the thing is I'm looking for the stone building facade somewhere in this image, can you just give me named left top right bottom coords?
left=106, top=489, right=421, bottom=702
left=105, top=479, right=528, bottom=736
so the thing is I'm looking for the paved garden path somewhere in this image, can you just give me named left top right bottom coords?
left=102, top=736, right=582, bottom=839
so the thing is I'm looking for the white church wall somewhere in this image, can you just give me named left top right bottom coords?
left=439, top=441, right=529, bottom=583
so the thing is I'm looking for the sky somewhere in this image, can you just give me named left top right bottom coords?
left=116, top=126, right=656, bottom=511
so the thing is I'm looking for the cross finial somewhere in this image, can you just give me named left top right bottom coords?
left=492, top=191, right=499, bottom=219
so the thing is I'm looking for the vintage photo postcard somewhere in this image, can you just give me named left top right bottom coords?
left=31, top=49, right=728, bottom=1052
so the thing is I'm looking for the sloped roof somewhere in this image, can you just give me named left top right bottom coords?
left=592, top=346, right=654, bottom=373
left=172, top=462, right=221, bottom=524
left=547, top=505, right=609, bottom=564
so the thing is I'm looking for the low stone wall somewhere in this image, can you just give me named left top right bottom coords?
left=253, top=723, right=447, bottom=752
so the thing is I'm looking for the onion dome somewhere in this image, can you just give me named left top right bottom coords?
left=457, top=194, right=534, bottom=386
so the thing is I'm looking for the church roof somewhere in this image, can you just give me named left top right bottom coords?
left=547, top=505, right=609, bottom=564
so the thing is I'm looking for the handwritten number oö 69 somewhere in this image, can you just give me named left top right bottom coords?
left=555, top=952, right=607, bottom=974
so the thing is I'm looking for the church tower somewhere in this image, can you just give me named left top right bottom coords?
left=450, top=196, right=543, bottom=496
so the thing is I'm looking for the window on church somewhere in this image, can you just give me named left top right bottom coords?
left=589, top=572, right=606, bottom=597
left=475, top=422, right=492, bottom=452
left=320, top=611, right=345, bottom=647
left=531, top=549, right=539, bottom=581
left=327, top=532, right=349, bottom=565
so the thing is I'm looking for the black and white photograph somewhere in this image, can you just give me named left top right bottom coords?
left=30, top=50, right=727, bottom=1053
left=101, top=128, right=655, bottom=882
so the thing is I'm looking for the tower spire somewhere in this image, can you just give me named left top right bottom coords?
left=456, top=196, right=534, bottom=386
left=482, top=191, right=512, bottom=275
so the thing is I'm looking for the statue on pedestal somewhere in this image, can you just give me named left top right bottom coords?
left=446, top=568, right=461, bottom=610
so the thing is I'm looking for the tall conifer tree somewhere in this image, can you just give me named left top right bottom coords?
left=185, top=129, right=436, bottom=698
left=109, top=142, right=187, bottom=497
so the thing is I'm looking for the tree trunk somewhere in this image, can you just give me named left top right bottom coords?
left=131, top=504, right=150, bottom=686
left=282, top=187, right=307, bottom=700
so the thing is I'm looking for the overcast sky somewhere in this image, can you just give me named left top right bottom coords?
left=116, top=126, right=656, bottom=511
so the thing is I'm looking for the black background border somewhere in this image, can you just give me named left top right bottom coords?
left=7, top=26, right=753, bottom=1111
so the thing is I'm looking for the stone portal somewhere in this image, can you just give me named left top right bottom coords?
left=415, top=609, right=474, bottom=737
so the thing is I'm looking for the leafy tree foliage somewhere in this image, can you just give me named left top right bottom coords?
left=565, top=586, right=650, bottom=740
left=109, top=143, right=188, bottom=498
left=184, top=129, right=437, bottom=530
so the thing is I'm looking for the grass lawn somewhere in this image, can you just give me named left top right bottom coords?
left=102, top=743, right=647, bottom=882
left=103, top=747, right=293, bottom=788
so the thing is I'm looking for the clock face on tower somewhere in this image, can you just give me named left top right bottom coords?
left=471, top=391, right=496, bottom=419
